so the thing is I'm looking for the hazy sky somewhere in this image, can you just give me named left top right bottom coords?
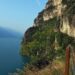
left=0, top=0, right=47, bottom=33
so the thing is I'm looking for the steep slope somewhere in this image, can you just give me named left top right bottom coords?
left=19, top=0, right=75, bottom=75
left=21, top=0, right=75, bottom=66
left=34, top=0, right=75, bottom=37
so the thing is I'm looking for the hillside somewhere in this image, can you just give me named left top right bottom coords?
left=12, top=0, right=75, bottom=75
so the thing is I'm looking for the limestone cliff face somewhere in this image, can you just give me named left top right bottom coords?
left=43, top=0, right=62, bottom=20
left=34, top=0, right=63, bottom=23
left=60, top=0, right=75, bottom=37
left=25, top=0, right=75, bottom=41
left=34, top=0, right=75, bottom=38
left=60, top=16, right=75, bottom=37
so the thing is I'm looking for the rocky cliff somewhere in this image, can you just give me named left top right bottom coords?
left=19, top=1, right=75, bottom=75
left=11, top=1, right=75, bottom=75
left=33, top=0, right=75, bottom=38
left=21, top=0, right=75, bottom=62
left=21, top=0, right=75, bottom=63
left=22, top=0, right=75, bottom=58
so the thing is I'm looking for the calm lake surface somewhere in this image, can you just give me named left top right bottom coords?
left=0, top=38, right=28, bottom=75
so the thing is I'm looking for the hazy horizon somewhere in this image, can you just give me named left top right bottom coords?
left=0, top=0, right=47, bottom=33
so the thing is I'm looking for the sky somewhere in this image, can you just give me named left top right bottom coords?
left=0, top=0, right=47, bottom=33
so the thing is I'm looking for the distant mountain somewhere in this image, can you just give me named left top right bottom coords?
left=0, top=27, right=22, bottom=38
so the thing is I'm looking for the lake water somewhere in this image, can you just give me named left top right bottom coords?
left=0, top=38, right=28, bottom=75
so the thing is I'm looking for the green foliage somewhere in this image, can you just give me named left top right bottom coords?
left=21, top=18, right=56, bottom=66
left=55, top=32, right=74, bottom=59
left=21, top=17, right=74, bottom=67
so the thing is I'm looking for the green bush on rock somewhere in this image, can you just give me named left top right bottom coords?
left=20, top=17, right=74, bottom=69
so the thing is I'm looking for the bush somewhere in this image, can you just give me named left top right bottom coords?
left=21, top=17, right=74, bottom=68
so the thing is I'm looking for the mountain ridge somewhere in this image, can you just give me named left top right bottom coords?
left=0, top=27, right=22, bottom=38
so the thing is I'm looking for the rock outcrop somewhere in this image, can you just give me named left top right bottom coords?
left=11, top=1, right=75, bottom=75
left=23, top=0, right=75, bottom=52
left=33, top=0, right=75, bottom=38
left=20, top=1, right=75, bottom=75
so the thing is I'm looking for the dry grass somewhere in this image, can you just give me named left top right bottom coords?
left=23, top=59, right=65, bottom=75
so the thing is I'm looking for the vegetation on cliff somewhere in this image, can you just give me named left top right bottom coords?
left=21, top=18, right=56, bottom=68
left=21, top=17, right=74, bottom=69
left=17, top=0, right=75, bottom=75
left=15, top=18, right=74, bottom=75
